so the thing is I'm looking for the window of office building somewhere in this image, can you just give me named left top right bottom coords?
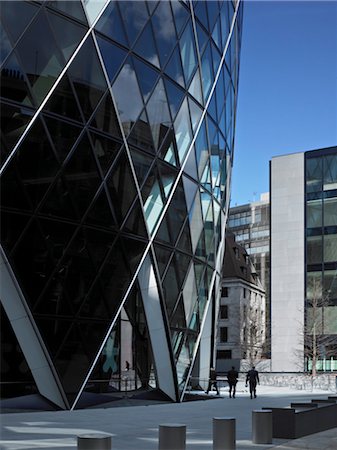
left=220, top=305, right=228, bottom=319
left=220, top=327, right=228, bottom=342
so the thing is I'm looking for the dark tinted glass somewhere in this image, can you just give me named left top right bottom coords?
left=46, top=1, right=87, bottom=23
left=89, top=131, right=122, bottom=175
left=95, top=2, right=127, bottom=46
left=118, top=1, right=149, bottom=47
left=154, top=244, right=173, bottom=279
left=152, top=1, right=176, bottom=67
left=0, top=1, right=38, bottom=45
left=171, top=1, right=189, bottom=36
left=127, top=112, right=155, bottom=154
left=164, top=77, right=185, bottom=121
left=164, top=45, right=185, bottom=87
left=133, top=57, right=159, bottom=103
left=44, top=115, right=82, bottom=163
left=89, top=92, right=122, bottom=139
left=96, top=35, right=127, bottom=84
left=0, top=22, right=12, bottom=64
left=1, top=212, right=30, bottom=254
left=134, top=22, right=160, bottom=68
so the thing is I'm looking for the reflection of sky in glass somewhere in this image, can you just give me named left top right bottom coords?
left=174, top=98, right=192, bottom=163
left=112, top=63, right=143, bottom=123
left=83, top=0, right=108, bottom=25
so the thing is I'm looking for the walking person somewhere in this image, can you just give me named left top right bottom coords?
left=227, top=366, right=239, bottom=398
left=206, top=367, right=220, bottom=395
left=246, top=366, right=260, bottom=399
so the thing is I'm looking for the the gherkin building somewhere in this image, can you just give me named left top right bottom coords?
left=0, top=0, right=243, bottom=410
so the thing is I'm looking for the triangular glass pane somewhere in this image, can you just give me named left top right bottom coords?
left=85, top=227, right=117, bottom=271
left=44, top=73, right=83, bottom=123
left=163, top=77, right=185, bottom=122
left=179, top=21, right=197, bottom=86
left=206, top=1, right=220, bottom=32
left=133, top=56, right=159, bottom=103
left=212, top=18, right=221, bottom=51
left=146, top=78, right=171, bottom=150
left=174, top=250, right=191, bottom=287
left=122, top=197, right=148, bottom=238
left=201, top=42, right=214, bottom=100
left=0, top=1, right=39, bottom=45
left=170, top=299, right=187, bottom=329
left=182, top=175, right=198, bottom=213
left=68, top=34, right=108, bottom=121
left=163, top=264, right=180, bottom=318
left=189, top=191, right=203, bottom=253
left=82, top=0, right=107, bottom=26
left=194, top=1, right=208, bottom=30
left=46, top=9, right=86, bottom=63
left=84, top=187, right=116, bottom=229
left=0, top=162, right=31, bottom=211
left=164, top=45, right=185, bottom=87
left=141, top=164, right=165, bottom=234
left=188, top=98, right=203, bottom=133
left=188, top=69, right=203, bottom=105
left=171, top=1, right=189, bottom=36
left=158, top=160, right=176, bottom=200
left=1, top=211, right=30, bottom=255
left=1, top=51, right=35, bottom=107
left=43, top=115, right=82, bottom=164
left=220, top=2, right=230, bottom=47
left=174, top=98, right=192, bottom=163
left=195, top=119, right=209, bottom=178
left=129, top=147, right=154, bottom=189
left=95, top=1, right=127, bottom=46
left=166, top=180, right=188, bottom=244
left=40, top=175, right=79, bottom=220
left=96, top=35, right=127, bottom=84
left=147, top=1, right=158, bottom=14
left=0, top=22, right=13, bottom=64
left=15, top=10, right=64, bottom=107
left=155, top=213, right=171, bottom=244
left=196, top=22, right=209, bottom=56
left=127, top=111, right=155, bottom=154
left=152, top=1, right=176, bottom=67
left=90, top=131, right=122, bottom=175
left=183, top=144, right=198, bottom=180
left=158, top=128, right=178, bottom=167
left=133, top=21, right=160, bottom=68
left=118, top=1, right=149, bottom=47
left=89, top=92, right=122, bottom=139
left=154, top=244, right=173, bottom=279
left=46, top=0, right=87, bottom=23
left=112, top=57, right=144, bottom=130
left=207, top=91, right=218, bottom=123
left=211, top=42, right=221, bottom=77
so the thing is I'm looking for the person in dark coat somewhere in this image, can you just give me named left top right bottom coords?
left=227, top=366, right=239, bottom=398
left=246, top=366, right=260, bottom=399
left=206, top=367, right=220, bottom=395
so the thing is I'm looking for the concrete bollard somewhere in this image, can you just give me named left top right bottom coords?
left=213, top=417, right=236, bottom=450
left=158, top=423, right=186, bottom=450
left=77, top=433, right=112, bottom=449
left=252, top=410, right=272, bottom=444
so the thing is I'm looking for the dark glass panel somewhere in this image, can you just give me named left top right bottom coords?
left=163, top=264, right=180, bottom=318
left=211, top=42, right=221, bottom=76
left=84, top=187, right=116, bottom=229
left=106, top=149, right=137, bottom=226
left=0, top=52, right=34, bottom=106
left=170, top=299, right=186, bottom=329
left=95, top=2, right=127, bottom=46
left=11, top=118, right=60, bottom=209
left=201, top=42, right=214, bottom=100
left=157, top=160, right=177, bottom=200
left=323, top=154, right=337, bottom=187
left=15, top=10, right=65, bottom=106
left=147, top=0, right=158, bottom=14
left=183, top=175, right=198, bottom=214
left=119, top=235, right=147, bottom=274
left=43, top=115, right=81, bottom=164
left=164, top=45, right=185, bottom=87
left=133, top=21, right=160, bottom=68
left=43, top=73, right=83, bottom=122
left=133, top=56, right=159, bottom=103
left=0, top=103, right=34, bottom=163
left=196, top=22, right=208, bottom=55
left=163, top=77, right=185, bottom=122
left=154, top=244, right=173, bottom=279
left=195, top=231, right=206, bottom=262
left=195, top=119, right=208, bottom=177
left=62, top=134, right=101, bottom=216
left=0, top=22, right=12, bottom=65
left=183, top=144, right=198, bottom=179
left=306, top=157, right=323, bottom=193
left=118, top=1, right=149, bottom=47
left=68, top=34, right=107, bottom=121
left=39, top=175, right=78, bottom=220
left=206, top=1, right=220, bottom=32
left=89, top=131, right=122, bottom=175
left=188, top=69, right=203, bottom=105
left=166, top=180, right=188, bottom=245
left=146, top=78, right=171, bottom=150
left=46, top=10, right=86, bottom=62
left=215, top=66, right=225, bottom=120
left=174, top=250, right=191, bottom=287
left=46, top=1, right=87, bottom=23
left=158, top=128, right=178, bottom=167
left=193, top=1, right=208, bottom=30
left=0, top=161, right=31, bottom=211
left=95, top=35, right=127, bottom=84
left=176, top=221, right=193, bottom=255
left=122, top=198, right=148, bottom=238
left=188, top=97, right=203, bottom=132
left=152, top=1, right=176, bottom=67
left=212, top=18, right=221, bottom=51
left=89, top=92, right=122, bottom=140
left=129, top=147, right=154, bottom=188
left=220, top=2, right=230, bottom=47
left=85, top=227, right=117, bottom=271
left=155, top=214, right=171, bottom=244
left=171, top=1, right=189, bottom=36
left=127, top=111, right=155, bottom=153
left=207, top=115, right=217, bottom=146
left=0, top=1, right=39, bottom=45
left=208, top=91, right=218, bottom=122
left=179, top=21, right=197, bottom=86
left=0, top=211, right=30, bottom=254
left=112, top=57, right=144, bottom=130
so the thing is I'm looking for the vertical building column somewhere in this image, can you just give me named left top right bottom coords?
left=271, top=153, right=305, bottom=371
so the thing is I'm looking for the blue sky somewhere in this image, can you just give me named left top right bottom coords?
left=230, top=0, right=337, bottom=206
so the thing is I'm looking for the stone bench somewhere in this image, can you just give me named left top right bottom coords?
left=263, top=398, right=337, bottom=439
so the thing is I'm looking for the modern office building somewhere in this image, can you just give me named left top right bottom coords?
left=0, top=0, right=243, bottom=409
left=271, top=146, right=337, bottom=372
left=217, top=233, right=266, bottom=372
left=227, top=193, right=270, bottom=350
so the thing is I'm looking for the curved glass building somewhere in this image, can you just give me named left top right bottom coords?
left=0, top=0, right=243, bottom=409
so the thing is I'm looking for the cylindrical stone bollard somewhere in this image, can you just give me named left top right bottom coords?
left=77, top=433, right=112, bottom=449
left=252, top=410, right=272, bottom=444
left=213, top=417, right=236, bottom=450
left=158, top=423, right=186, bottom=450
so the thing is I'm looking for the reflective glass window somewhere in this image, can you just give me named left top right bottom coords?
left=324, top=233, right=337, bottom=263
left=196, top=22, right=208, bottom=56
left=174, top=98, right=192, bottom=163
left=83, top=0, right=108, bottom=25
left=127, top=111, right=155, bottom=154
left=307, top=235, right=323, bottom=265
left=90, top=131, right=122, bottom=175
left=141, top=164, right=165, bottom=234
left=96, top=35, right=127, bottom=84
left=129, top=147, right=154, bottom=188
left=306, top=157, right=322, bottom=193
left=211, top=42, right=221, bottom=76
left=134, top=22, right=160, bottom=68
left=323, top=155, right=337, bottom=190
left=118, top=1, right=149, bottom=47
left=207, top=1, right=220, bottom=32
left=195, top=119, right=209, bottom=177
left=307, top=199, right=322, bottom=228
left=188, top=69, right=203, bottom=105
left=46, top=1, right=87, bottom=23
left=0, top=1, right=38, bottom=46
left=171, top=1, right=189, bottom=36
left=44, top=115, right=81, bottom=163
left=152, top=1, right=176, bottom=67
left=194, top=1, right=208, bottom=30
left=324, top=270, right=337, bottom=300
left=188, top=98, right=203, bottom=133
left=183, top=145, right=198, bottom=179
left=212, top=18, right=221, bottom=51
left=95, top=2, right=127, bottom=46
left=164, top=45, right=185, bottom=87
left=324, top=197, right=337, bottom=226
left=201, top=43, right=214, bottom=100
left=0, top=21, right=12, bottom=64
left=163, top=264, right=180, bottom=317
left=133, top=57, right=159, bottom=103
left=1, top=211, right=30, bottom=255
left=146, top=78, right=171, bottom=150
left=0, top=158, right=33, bottom=212
left=158, top=128, right=178, bottom=167
left=220, top=2, right=230, bottom=47
left=179, top=21, right=197, bottom=86
left=164, top=77, right=185, bottom=121
left=89, top=92, right=122, bottom=139
left=122, top=197, right=148, bottom=238
left=84, top=188, right=115, bottom=228
left=154, top=243, right=173, bottom=278
left=112, top=58, right=144, bottom=127
left=68, top=35, right=107, bottom=120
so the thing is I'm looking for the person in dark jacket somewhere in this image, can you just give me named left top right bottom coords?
left=227, top=366, right=239, bottom=398
left=246, top=366, right=260, bottom=399
left=206, top=367, right=220, bottom=395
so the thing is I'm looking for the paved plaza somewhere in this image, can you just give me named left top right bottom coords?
left=1, top=383, right=337, bottom=450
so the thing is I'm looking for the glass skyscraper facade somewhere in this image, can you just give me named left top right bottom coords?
left=0, top=0, right=243, bottom=409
